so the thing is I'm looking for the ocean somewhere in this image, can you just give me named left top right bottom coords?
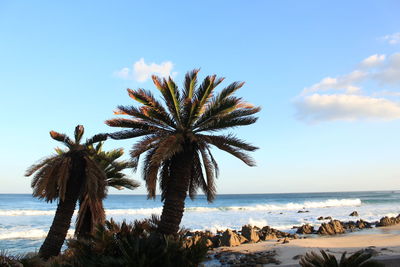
left=1, top=191, right=399, bottom=254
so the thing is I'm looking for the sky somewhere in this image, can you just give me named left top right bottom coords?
left=0, top=0, right=400, bottom=194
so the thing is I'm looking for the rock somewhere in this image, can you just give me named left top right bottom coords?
left=205, top=238, right=213, bottom=248
left=324, top=216, right=332, bottom=220
left=349, top=211, right=359, bottom=216
left=343, top=221, right=357, bottom=231
left=317, top=220, right=345, bottom=235
left=282, top=237, right=289, bottom=244
left=220, top=229, right=241, bottom=247
left=357, top=219, right=372, bottom=229
left=238, top=234, right=248, bottom=244
left=297, top=210, right=309, bottom=213
left=262, top=233, right=277, bottom=240
left=241, top=225, right=260, bottom=243
left=317, top=216, right=324, bottom=220
left=211, top=235, right=221, bottom=247
left=376, top=215, right=400, bottom=227
left=296, top=224, right=314, bottom=234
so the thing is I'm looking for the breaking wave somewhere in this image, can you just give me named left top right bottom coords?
left=0, top=229, right=74, bottom=240
left=0, top=198, right=361, bottom=216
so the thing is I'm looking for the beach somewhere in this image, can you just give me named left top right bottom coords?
left=1, top=191, right=400, bottom=257
left=205, top=224, right=400, bottom=266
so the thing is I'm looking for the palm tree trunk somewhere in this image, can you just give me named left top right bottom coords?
left=39, top=154, right=86, bottom=260
left=158, top=146, right=194, bottom=235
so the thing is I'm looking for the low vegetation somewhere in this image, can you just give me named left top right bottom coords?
left=300, top=249, right=384, bottom=267
left=0, top=217, right=209, bottom=267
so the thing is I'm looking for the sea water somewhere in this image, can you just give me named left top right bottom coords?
left=1, top=191, right=400, bottom=253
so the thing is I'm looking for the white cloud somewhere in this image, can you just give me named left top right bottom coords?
left=360, top=54, right=385, bottom=68
left=302, top=71, right=365, bottom=95
left=296, top=53, right=400, bottom=122
left=114, top=58, right=176, bottom=82
left=381, top=32, right=400, bottom=45
left=295, top=94, right=400, bottom=122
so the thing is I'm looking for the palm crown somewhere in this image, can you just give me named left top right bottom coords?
left=106, top=69, right=260, bottom=202
left=26, top=125, right=108, bottom=203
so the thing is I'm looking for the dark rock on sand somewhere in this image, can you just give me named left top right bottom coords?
left=324, top=216, right=332, bottom=220
left=376, top=214, right=400, bottom=227
left=241, top=225, right=260, bottom=243
left=317, top=216, right=324, bottom=220
left=220, top=229, right=241, bottom=247
left=296, top=224, right=314, bottom=234
left=317, top=220, right=345, bottom=235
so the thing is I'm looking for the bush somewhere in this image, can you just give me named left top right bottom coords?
left=299, top=249, right=384, bottom=267
left=56, top=216, right=208, bottom=267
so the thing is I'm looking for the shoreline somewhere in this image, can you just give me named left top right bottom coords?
left=203, top=224, right=400, bottom=266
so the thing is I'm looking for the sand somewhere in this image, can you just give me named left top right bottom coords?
left=208, top=224, right=400, bottom=266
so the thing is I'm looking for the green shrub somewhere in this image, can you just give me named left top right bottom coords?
left=299, top=249, right=384, bottom=267
left=56, top=216, right=208, bottom=267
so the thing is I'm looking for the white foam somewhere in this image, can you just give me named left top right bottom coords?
left=248, top=218, right=268, bottom=228
left=0, top=199, right=362, bottom=217
left=0, top=229, right=74, bottom=240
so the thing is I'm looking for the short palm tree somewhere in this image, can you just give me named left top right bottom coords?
left=75, top=142, right=140, bottom=238
left=106, top=69, right=260, bottom=235
left=25, top=125, right=108, bottom=259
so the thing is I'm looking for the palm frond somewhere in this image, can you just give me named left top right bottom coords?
left=151, top=75, right=181, bottom=124
left=200, top=134, right=258, bottom=151
left=105, top=118, right=167, bottom=133
left=215, top=81, right=245, bottom=102
left=107, top=177, right=140, bottom=190
left=115, top=105, right=174, bottom=130
left=74, top=125, right=85, bottom=144
left=198, top=145, right=216, bottom=202
left=86, top=133, right=108, bottom=146
left=50, top=131, right=74, bottom=147
left=183, top=69, right=200, bottom=99
left=204, top=139, right=256, bottom=166
left=108, top=129, right=153, bottom=140
left=195, top=116, right=258, bottom=132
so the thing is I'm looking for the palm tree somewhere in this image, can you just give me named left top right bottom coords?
left=106, top=69, right=260, bottom=235
left=75, top=142, right=140, bottom=238
left=25, top=125, right=108, bottom=259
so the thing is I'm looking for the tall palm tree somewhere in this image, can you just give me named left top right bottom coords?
left=25, top=125, right=107, bottom=259
left=75, top=142, right=140, bottom=238
left=106, top=70, right=260, bottom=235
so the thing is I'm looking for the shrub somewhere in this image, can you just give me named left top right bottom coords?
left=299, top=249, right=384, bottom=267
left=57, top=216, right=208, bottom=267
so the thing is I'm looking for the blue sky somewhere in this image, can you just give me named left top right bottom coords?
left=1, top=1, right=400, bottom=194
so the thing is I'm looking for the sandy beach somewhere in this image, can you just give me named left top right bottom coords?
left=206, top=224, right=400, bottom=266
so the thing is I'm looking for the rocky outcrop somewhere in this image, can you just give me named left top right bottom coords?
left=258, top=226, right=292, bottom=241
left=349, top=211, right=359, bottom=216
left=342, top=219, right=373, bottom=231
left=376, top=215, right=400, bottom=227
left=296, top=224, right=314, bottom=234
left=241, top=225, right=260, bottom=243
left=220, top=229, right=241, bottom=247
left=297, top=210, right=310, bottom=213
left=317, top=220, right=345, bottom=235
left=317, top=216, right=333, bottom=220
